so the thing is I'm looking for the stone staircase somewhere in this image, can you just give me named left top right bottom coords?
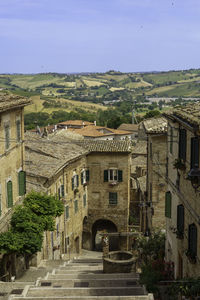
left=9, top=254, right=154, bottom=300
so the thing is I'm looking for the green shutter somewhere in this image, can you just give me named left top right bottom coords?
left=104, top=170, right=108, bottom=182
left=118, top=170, right=123, bottom=182
left=109, top=192, right=118, bottom=205
left=86, top=170, right=90, bottom=182
left=177, top=204, right=184, bottom=234
left=188, top=223, right=197, bottom=257
left=61, top=184, right=64, bottom=197
left=81, top=172, right=84, bottom=185
left=65, top=206, right=69, bottom=219
left=18, top=171, right=26, bottom=196
left=179, top=129, right=187, bottom=161
left=76, top=175, right=79, bottom=187
left=191, top=137, right=199, bottom=169
left=165, top=191, right=171, bottom=218
left=7, top=181, right=13, bottom=208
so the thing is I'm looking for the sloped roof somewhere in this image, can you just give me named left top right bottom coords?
left=143, top=117, right=167, bottom=134
left=118, top=123, right=138, bottom=132
left=25, top=132, right=88, bottom=179
left=58, top=120, right=93, bottom=126
left=163, top=103, right=200, bottom=128
left=132, top=141, right=147, bottom=155
left=75, top=139, right=132, bottom=152
left=0, top=93, right=31, bottom=113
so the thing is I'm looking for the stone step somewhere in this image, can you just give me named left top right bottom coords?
left=8, top=295, right=153, bottom=300
left=39, top=278, right=140, bottom=288
left=54, top=269, right=103, bottom=274
left=72, top=259, right=103, bottom=264
left=27, top=286, right=147, bottom=297
left=47, top=273, right=139, bottom=280
left=59, top=265, right=103, bottom=270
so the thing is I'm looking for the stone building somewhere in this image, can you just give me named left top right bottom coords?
left=164, top=104, right=200, bottom=278
left=0, top=93, right=31, bottom=232
left=81, top=140, right=131, bottom=251
left=0, top=93, right=31, bottom=280
left=142, top=117, right=168, bottom=234
left=25, top=133, right=132, bottom=261
left=25, top=132, right=89, bottom=262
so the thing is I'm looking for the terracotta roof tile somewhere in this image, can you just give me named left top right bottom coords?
left=118, top=123, right=138, bottom=132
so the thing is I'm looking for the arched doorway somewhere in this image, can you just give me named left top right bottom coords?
left=82, top=216, right=92, bottom=250
left=92, top=219, right=118, bottom=251
left=74, top=236, right=80, bottom=254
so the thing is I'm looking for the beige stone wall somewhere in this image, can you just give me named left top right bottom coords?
left=166, top=119, right=200, bottom=278
left=85, top=152, right=131, bottom=249
left=146, top=134, right=167, bottom=232
left=0, top=108, right=25, bottom=232
left=27, top=156, right=88, bottom=261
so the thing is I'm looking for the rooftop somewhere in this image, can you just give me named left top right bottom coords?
left=58, top=120, right=93, bottom=126
left=117, top=123, right=138, bottom=132
left=25, top=132, right=88, bottom=179
left=0, top=93, right=31, bottom=113
left=143, top=117, right=167, bottom=134
left=163, top=103, right=200, bottom=128
left=132, top=141, right=147, bottom=155
left=74, top=139, right=132, bottom=153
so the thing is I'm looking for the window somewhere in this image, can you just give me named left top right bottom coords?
left=169, top=127, right=173, bottom=154
left=58, top=184, right=64, bottom=199
left=81, top=170, right=90, bottom=185
left=104, top=169, right=123, bottom=182
left=179, top=129, right=187, bottom=161
left=74, top=199, right=78, bottom=213
left=109, top=192, right=118, bottom=205
left=18, top=170, right=26, bottom=196
left=16, top=119, right=21, bottom=142
left=7, top=180, right=13, bottom=208
left=188, top=223, right=197, bottom=258
left=191, top=137, right=199, bottom=169
left=72, top=175, right=79, bottom=190
left=177, top=205, right=184, bottom=237
left=83, top=194, right=86, bottom=207
left=65, top=206, right=69, bottom=219
left=4, top=124, right=10, bottom=150
left=165, top=191, right=171, bottom=218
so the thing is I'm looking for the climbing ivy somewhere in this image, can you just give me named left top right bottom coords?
left=0, top=191, right=64, bottom=255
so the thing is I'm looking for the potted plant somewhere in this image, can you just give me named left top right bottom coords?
left=173, top=158, right=186, bottom=171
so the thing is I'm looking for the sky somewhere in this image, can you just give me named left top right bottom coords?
left=0, top=0, right=200, bottom=73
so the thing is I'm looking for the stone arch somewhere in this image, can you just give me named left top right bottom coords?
left=92, top=219, right=118, bottom=251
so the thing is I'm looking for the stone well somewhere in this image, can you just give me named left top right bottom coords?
left=103, top=250, right=136, bottom=273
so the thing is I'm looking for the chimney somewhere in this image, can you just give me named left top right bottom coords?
left=94, top=121, right=96, bottom=126
left=54, top=124, right=57, bottom=131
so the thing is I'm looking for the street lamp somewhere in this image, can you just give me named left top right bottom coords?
left=187, top=164, right=200, bottom=192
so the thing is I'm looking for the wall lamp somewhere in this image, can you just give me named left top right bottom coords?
left=187, top=164, right=200, bottom=192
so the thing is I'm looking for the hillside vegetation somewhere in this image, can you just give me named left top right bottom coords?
left=1, top=69, right=200, bottom=129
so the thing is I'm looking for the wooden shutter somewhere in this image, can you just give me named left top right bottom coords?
left=191, top=137, right=199, bottom=169
left=104, top=170, right=108, bottom=182
left=118, top=170, right=123, bottom=182
left=165, top=191, right=171, bottom=218
left=7, top=181, right=13, bottom=208
left=188, top=223, right=197, bottom=256
left=81, top=172, right=84, bottom=185
left=177, top=205, right=184, bottom=234
left=61, top=184, right=64, bottom=197
left=65, top=206, right=69, bottom=219
left=76, top=175, right=79, bottom=187
left=179, top=129, right=187, bottom=161
left=86, top=170, right=90, bottom=182
left=109, top=192, right=118, bottom=205
left=71, top=177, right=74, bottom=190
left=18, top=171, right=26, bottom=196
